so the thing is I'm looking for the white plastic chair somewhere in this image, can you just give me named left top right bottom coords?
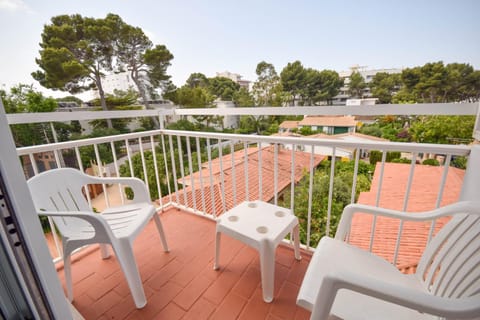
left=28, top=168, right=169, bottom=309
left=297, top=201, right=480, bottom=319
left=297, top=146, right=480, bottom=319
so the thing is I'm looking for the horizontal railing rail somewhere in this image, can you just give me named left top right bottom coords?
left=7, top=102, right=479, bottom=124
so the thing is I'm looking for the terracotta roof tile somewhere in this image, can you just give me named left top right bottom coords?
left=279, top=121, right=299, bottom=129
left=351, top=162, right=465, bottom=269
left=165, top=146, right=324, bottom=216
left=299, top=116, right=356, bottom=127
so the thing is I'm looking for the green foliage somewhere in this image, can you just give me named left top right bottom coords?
left=119, top=149, right=172, bottom=201
left=299, top=126, right=314, bottom=135
left=117, top=23, right=173, bottom=108
left=409, top=116, right=475, bottom=144
left=369, top=72, right=401, bottom=103
left=358, top=124, right=382, bottom=137
left=186, top=73, right=209, bottom=88
left=32, top=13, right=125, bottom=114
left=1, top=84, right=83, bottom=147
left=233, top=87, right=255, bottom=107
left=252, top=61, right=282, bottom=106
left=369, top=150, right=401, bottom=165
left=73, top=127, right=122, bottom=169
left=422, top=158, right=440, bottom=166
left=236, top=115, right=270, bottom=134
left=348, top=71, right=366, bottom=98
left=451, top=156, right=467, bottom=169
left=280, top=160, right=374, bottom=246
left=208, top=77, right=240, bottom=101
left=280, top=60, right=306, bottom=105
left=392, top=62, right=480, bottom=103
left=391, top=158, right=412, bottom=164
left=171, top=86, right=214, bottom=108
left=89, top=89, right=139, bottom=109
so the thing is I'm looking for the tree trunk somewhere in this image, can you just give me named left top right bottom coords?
left=131, top=70, right=160, bottom=129
left=94, top=72, right=113, bottom=129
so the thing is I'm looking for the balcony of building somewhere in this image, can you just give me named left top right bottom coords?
left=3, top=102, right=480, bottom=319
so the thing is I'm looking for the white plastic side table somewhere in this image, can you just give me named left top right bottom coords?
left=214, top=200, right=301, bottom=303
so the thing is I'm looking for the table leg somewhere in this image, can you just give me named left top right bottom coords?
left=293, top=224, right=301, bottom=261
left=214, top=230, right=221, bottom=270
left=259, top=241, right=275, bottom=303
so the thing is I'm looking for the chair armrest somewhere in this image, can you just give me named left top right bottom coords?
left=335, top=201, right=480, bottom=240
left=37, top=210, right=115, bottom=242
left=83, top=175, right=151, bottom=203
left=313, top=270, right=480, bottom=319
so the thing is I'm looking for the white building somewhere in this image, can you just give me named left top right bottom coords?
left=332, top=65, right=402, bottom=105
left=216, top=71, right=251, bottom=91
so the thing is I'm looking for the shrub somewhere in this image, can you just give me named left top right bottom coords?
left=422, top=158, right=440, bottom=166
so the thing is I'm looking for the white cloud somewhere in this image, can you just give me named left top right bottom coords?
left=0, top=0, right=30, bottom=12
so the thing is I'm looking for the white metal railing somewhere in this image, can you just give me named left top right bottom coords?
left=16, top=128, right=471, bottom=265
left=10, top=103, right=478, bottom=266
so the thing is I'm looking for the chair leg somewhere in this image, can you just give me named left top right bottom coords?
left=100, top=244, right=110, bottom=259
left=63, top=254, right=73, bottom=302
left=214, top=230, right=221, bottom=270
left=153, top=213, right=169, bottom=252
left=113, top=239, right=147, bottom=309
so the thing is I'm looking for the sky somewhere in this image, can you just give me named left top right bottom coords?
left=0, top=0, right=479, bottom=100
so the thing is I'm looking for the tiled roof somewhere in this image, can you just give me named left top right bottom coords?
left=279, top=120, right=299, bottom=129
left=298, top=116, right=356, bottom=127
left=164, top=146, right=324, bottom=216
left=351, top=162, right=465, bottom=269
left=332, top=132, right=389, bottom=142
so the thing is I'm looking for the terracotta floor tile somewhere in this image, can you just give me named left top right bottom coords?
left=147, top=259, right=183, bottom=291
left=91, top=290, right=124, bottom=316
left=63, top=208, right=315, bottom=319
left=209, top=293, right=247, bottom=320
left=152, top=302, right=185, bottom=320
left=270, top=281, right=300, bottom=319
left=103, top=295, right=136, bottom=320
left=231, top=263, right=261, bottom=299
left=182, top=297, right=216, bottom=320
left=173, top=275, right=213, bottom=310
left=238, top=288, right=271, bottom=320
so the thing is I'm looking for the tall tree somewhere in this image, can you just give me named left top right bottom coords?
left=280, top=61, right=307, bottom=105
left=252, top=61, right=282, bottom=106
left=208, top=77, right=240, bottom=101
left=186, top=73, right=209, bottom=88
left=117, top=25, right=173, bottom=108
left=317, top=70, right=343, bottom=105
left=369, top=72, right=401, bottom=103
left=416, top=61, right=447, bottom=103
left=348, top=71, right=366, bottom=98
left=32, top=13, right=124, bottom=128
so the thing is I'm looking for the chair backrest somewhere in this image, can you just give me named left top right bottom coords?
left=28, top=168, right=96, bottom=236
left=416, top=145, right=480, bottom=299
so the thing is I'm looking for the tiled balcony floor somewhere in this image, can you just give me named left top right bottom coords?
left=55, top=207, right=313, bottom=320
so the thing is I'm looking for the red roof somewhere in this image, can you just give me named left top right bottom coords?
left=163, top=146, right=324, bottom=216
left=299, top=116, right=356, bottom=127
left=351, top=162, right=465, bottom=268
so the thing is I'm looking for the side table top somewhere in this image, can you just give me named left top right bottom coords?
left=217, top=200, right=298, bottom=247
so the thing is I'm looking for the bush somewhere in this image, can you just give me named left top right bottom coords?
left=422, top=158, right=440, bottom=166
left=391, top=158, right=412, bottom=164
left=369, top=150, right=401, bottom=165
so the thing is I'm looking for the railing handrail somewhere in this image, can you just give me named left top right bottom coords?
left=6, top=102, right=479, bottom=124
left=16, top=129, right=472, bottom=157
